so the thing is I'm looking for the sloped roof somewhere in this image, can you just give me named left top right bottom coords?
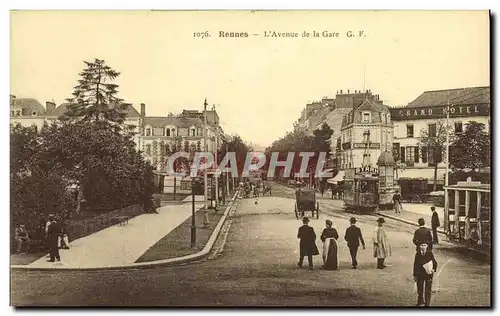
left=342, top=100, right=391, bottom=126
left=355, top=99, right=390, bottom=113
left=407, top=86, right=490, bottom=108
left=10, top=98, right=46, bottom=115
left=143, top=116, right=203, bottom=128
left=47, top=102, right=141, bottom=117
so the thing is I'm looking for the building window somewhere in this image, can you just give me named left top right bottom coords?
left=400, top=147, right=406, bottom=163
left=145, top=144, right=151, bottom=155
left=387, top=113, right=391, bottom=123
left=428, top=123, right=437, bottom=137
left=405, top=147, right=415, bottom=166
left=31, top=111, right=37, bottom=116
left=454, top=122, right=463, bottom=133
left=172, top=128, right=176, bottom=136
left=191, top=128, right=196, bottom=136
left=421, top=147, right=428, bottom=163
left=165, top=128, right=170, bottom=136
left=362, top=112, right=371, bottom=123
left=145, top=128, right=152, bottom=136
left=382, top=130, right=386, bottom=147
left=406, top=124, right=414, bottom=138
left=381, top=113, right=386, bottom=123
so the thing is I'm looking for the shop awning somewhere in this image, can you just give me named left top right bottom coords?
left=397, top=168, right=446, bottom=184
left=327, top=170, right=345, bottom=184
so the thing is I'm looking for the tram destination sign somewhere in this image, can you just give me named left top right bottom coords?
left=389, top=103, right=490, bottom=120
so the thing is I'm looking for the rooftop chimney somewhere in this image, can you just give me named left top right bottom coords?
left=140, top=103, right=146, bottom=117
left=46, top=101, right=56, bottom=113
left=348, top=89, right=350, bottom=93
left=340, top=89, right=343, bottom=94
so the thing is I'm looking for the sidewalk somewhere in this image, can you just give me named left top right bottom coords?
left=24, top=202, right=204, bottom=269
left=377, top=203, right=445, bottom=234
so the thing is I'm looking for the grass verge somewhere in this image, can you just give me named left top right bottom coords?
left=135, top=208, right=224, bottom=263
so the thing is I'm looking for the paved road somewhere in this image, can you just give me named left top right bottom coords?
left=10, top=184, right=490, bottom=307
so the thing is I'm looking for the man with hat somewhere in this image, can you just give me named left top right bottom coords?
left=373, top=217, right=391, bottom=269
left=344, top=217, right=366, bottom=269
left=431, top=206, right=440, bottom=244
left=413, top=241, right=438, bottom=306
left=297, top=217, right=319, bottom=270
left=413, top=218, right=433, bottom=251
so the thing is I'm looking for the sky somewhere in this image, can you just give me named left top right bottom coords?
left=10, top=10, right=490, bottom=148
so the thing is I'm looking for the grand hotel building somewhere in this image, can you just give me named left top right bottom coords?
left=389, top=86, right=490, bottom=188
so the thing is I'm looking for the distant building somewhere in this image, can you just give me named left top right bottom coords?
left=338, top=99, right=394, bottom=170
left=390, top=86, right=490, bottom=187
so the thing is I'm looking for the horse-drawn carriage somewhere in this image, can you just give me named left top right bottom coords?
left=294, top=188, right=319, bottom=219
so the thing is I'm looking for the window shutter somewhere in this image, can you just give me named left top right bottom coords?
left=415, top=147, right=419, bottom=163
left=400, top=147, right=406, bottom=163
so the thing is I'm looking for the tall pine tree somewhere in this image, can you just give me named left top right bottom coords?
left=62, top=58, right=128, bottom=124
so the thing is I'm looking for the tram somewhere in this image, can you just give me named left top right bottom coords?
left=343, top=170, right=380, bottom=213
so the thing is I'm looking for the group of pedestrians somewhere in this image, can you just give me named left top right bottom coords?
left=296, top=216, right=387, bottom=271
left=296, top=207, right=441, bottom=307
left=45, top=214, right=70, bottom=262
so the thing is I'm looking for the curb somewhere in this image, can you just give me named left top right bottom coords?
left=376, top=212, right=446, bottom=235
left=376, top=212, right=490, bottom=258
left=11, top=191, right=240, bottom=272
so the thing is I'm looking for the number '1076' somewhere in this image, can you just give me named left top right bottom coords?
left=194, top=31, right=210, bottom=39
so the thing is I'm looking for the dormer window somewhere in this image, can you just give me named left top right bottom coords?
left=362, top=112, right=371, bottom=123
left=165, top=128, right=171, bottom=137
left=381, top=113, right=386, bottom=123
left=145, top=127, right=152, bottom=136
left=191, top=128, right=196, bottom=136
left=386, top=113, right=391, bottom=123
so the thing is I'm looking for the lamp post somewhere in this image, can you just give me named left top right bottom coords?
left=202, top=99, right=210, bottom=227
left=190, top=166, right=197, bottom=248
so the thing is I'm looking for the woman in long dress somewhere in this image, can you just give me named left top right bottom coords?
left=321, top=220, right=339, bottom=270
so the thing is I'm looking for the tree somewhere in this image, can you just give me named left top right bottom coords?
left=220, top=135, right=253, bottom=179
left=37, top=120, right=151, bottom=212
left=418, top=120, right=451, bottom=191
left=450, top=121, right=490, bottom=171
left=61, top=58, right=128, bottom=124
left=10, top=123, right=39, bottom=175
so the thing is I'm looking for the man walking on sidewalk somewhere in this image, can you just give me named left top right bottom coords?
left=413, top=218, right=433, bottom=251
left=431, top=206, right=440, bottom=244
left=344, top=217, right=365, bottom=269
left=47, top=217, right=62, bottom=262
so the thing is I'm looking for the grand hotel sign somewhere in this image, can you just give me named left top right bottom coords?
left=389, top=103, right=490, bottom=120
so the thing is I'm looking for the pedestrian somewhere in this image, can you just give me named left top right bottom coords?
left=58, top=219, right=70, bottom=250
left=344, top=217, right=366, bottom=269
left=47, top=216, right=62, bottom=262
left=393, top=190, right=402, bottom=213
left=413, top=241, right=438, bottom=307
left=413, top=218, right=433, bottom=251
left=431, top=206, right=440, bottom=244
left=45, top=214, right=55, bottom=258
left=320, top=220, right=339, bottom=270
left=14, top=224, right=30, bottom=254
left=297, top=217, right=319, bottom=270
left=373, top=217, right=391, bottom=269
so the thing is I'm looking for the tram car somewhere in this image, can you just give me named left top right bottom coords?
left=343, top=171, right=379, bottom=213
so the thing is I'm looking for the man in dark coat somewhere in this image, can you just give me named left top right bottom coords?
left=344, top=217, right=366, bottom=269
left=47, top=217, right=62, bottom=262
left=297, top=217, right=319, bottom=270
left=413, top=242, right=438, bottom=306
left=413, top=218, right=433, bottom=251
left=431, top=206, right=440, bottom=244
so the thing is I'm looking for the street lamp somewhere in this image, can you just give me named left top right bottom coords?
left=190, top=166, right=197, bottom=248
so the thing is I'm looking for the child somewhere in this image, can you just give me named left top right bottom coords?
left=413, top=242, right=438, bottom=306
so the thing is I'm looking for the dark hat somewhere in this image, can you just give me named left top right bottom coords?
left=377, top=217, right=385, bottom=223
left=431, top=206, right=436, bottom=211
left=350, top=217, right=357, bottom=223
left=418, top=218, right=425, bottom=226
left=302, top=217, right=310, bottom=223
left=325, top=219, right=333, bottom=226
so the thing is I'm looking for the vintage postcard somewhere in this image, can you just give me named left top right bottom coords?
left=9, top=10, right=491, bottom=307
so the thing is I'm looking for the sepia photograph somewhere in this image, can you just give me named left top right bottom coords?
left=8, top=10, right=491, bottom=307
